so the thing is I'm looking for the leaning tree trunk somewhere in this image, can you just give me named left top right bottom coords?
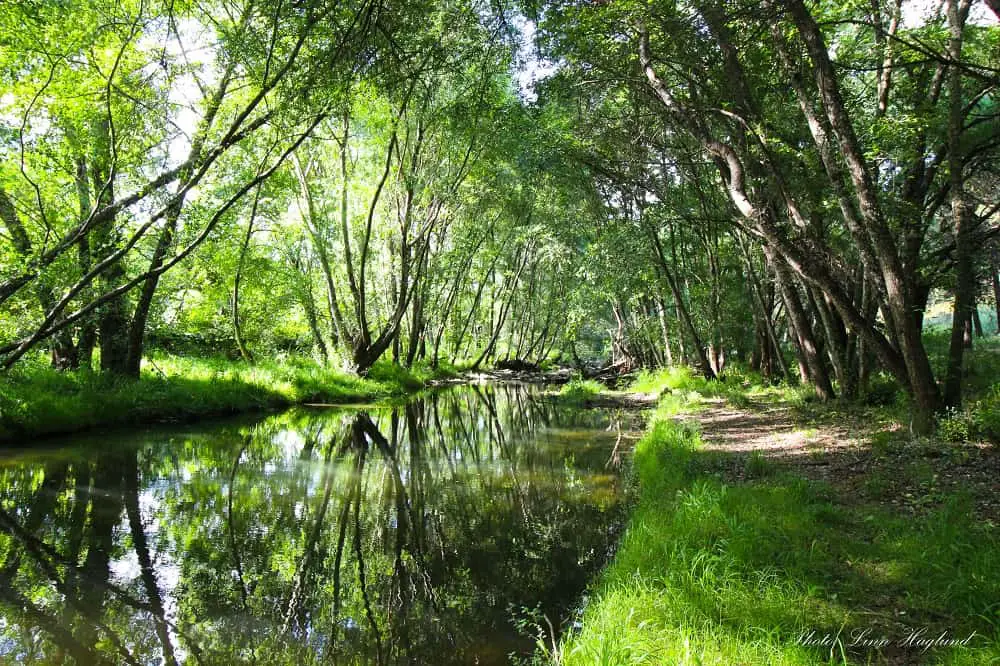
left=991, top=246, right=1000, bottom=334
left=782, top=0, right=940, bottom=430
left=232, top=191, right=259, bottom=363
left=472, top=247, right=530, bottom=370
left=767, top=247, right=835, bottom=400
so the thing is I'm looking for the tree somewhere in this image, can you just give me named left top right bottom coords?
left=0, top=0, right=404, bottom=375
left=532, top=0, right=999, bottom=429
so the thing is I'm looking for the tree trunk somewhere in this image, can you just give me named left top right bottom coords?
left=232, top=190, right=259, bottom=363
left=991, top=245, right=1000, bottom=334
left=0, top=188, right=81, bottom=370
left=943, top=0, right=972, bottom=408
left=767, top=246, right=834, bottom=399
left=90, top=120, right=130, bottom=375
left=655, top=294, right=674, bottom=366
left=472, top=247, right=530, bottom=370
left=644, top=217, right=715, bottom=379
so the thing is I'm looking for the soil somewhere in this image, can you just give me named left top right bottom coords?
left=687, top=398, right=1000, bottom=527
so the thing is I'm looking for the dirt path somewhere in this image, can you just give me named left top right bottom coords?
left=686, top=398, right=1000, bottom=523
left=694, top=398, right=860, bottom=454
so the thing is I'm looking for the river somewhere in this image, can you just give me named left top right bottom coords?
left=0, top=382, right=629, bottom=664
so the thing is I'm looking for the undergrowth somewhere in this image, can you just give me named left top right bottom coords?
left=557, top=378, right=607, bottom=405
left=550, top=386, right=1000, bottom=665
left=0, top=353, right=434, bottom=441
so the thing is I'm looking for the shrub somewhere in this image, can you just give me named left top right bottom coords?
left=863, top=373, right=902, bottom=406
left=933, top=384, right=1000, bottom=445
left=966, top=384, right=1000, bottom=444
left=937, top=406, right=973, bottom=443
left=558, top=378, right=605, bottom=404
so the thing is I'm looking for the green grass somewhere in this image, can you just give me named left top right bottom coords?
left=557, top=378, right=607, bottom=405
left=628, top=365, right=804, bottom=411
left=0, top=353, right=434, bottom=442
left=556, top=393, right=1000, bottom=665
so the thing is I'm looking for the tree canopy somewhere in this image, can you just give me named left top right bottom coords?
left=1, top=0, right=998, bottom=431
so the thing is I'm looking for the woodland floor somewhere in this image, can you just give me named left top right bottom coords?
left=691, top=398, right=1000, bottom=527
left=656, top=398, right=1000, bottom=665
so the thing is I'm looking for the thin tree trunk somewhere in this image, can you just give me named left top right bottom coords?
left=656, top=294, right=675, bottom=366
left=943, top=0, right=972, bottom=408
left=452, top=257, right=500, bottom=364
left=992, top=246, right=1000, bottom=334
left=472, top=246, right=530, bottom=370
left=232, top=187, right=260, bottom=363
left=767, top=246, right=834, bottom=399
left=737, top=234, right=789, bottom=380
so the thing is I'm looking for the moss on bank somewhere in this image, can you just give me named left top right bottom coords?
left=0, top=354, right=438, bottom=442
left=555, top=374, right=1000, bottom=665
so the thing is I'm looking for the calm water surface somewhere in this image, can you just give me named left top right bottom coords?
left=0, top=383, right=628, bottom=664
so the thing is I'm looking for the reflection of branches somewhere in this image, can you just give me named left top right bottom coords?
left=473, top=385, right=531, bottom=522
left=431, top=394, right=456, bottom=477
left=0, top=509, right=141, bottom=666
left=522, top=387, right=554, bottom=432
left=65, top=466, right=90, bottom=579
left=0, top=499, right=203, bottom=663
left=227, top=437, right=251, bottom=610
left=327, top=430, right=365, bottom=665
left=404, top=404, right=428, bottom=560
left=403, top=402, right=440, bottom=610
left=470, top=384, right=503, bottom=455
left=282, top=423, right=350, bottom=634
left=361, top=411, right=450, bottom=649
left=1, top=462, right=66, bottom=581
left=0, top=583, right=99, bottom=665
left=123, top=452, right=178, bottom=666
left=392, top=412, right=414, bottom=658
left=452, top=391, right=480, bottom=464
left=606, top=413, right=625, bottom=470
left=351, top=442, right=384, bottom=665
left=0, top=508, right=138, bottom=605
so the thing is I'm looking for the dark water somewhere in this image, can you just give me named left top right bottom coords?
left=0, top=383, right=628, bottom=665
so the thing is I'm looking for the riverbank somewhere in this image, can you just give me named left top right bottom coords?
left=0, top=354, right=443, bottom=443
left=557, top=368, right=1000, bottom=665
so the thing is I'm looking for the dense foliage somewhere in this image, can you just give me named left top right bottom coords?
left=1, top=0, right=997, bottom=434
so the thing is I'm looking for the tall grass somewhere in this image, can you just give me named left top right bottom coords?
left=628, top=365, right=807, bottom=411
left=557, top=378, right=607, bottom=405
left=0, top=353, right=431, bottom=441
left=556, top=392, right=1000, bottom=665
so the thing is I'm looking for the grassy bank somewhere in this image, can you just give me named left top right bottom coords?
left=0, top=354, right=443, bottom=442
left=555, top=370, right=1000, bottom=665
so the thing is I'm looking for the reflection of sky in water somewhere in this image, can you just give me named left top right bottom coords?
left=0, top=384, right=629, bottom=665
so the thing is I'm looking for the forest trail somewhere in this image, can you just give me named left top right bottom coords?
left=686, top=399, right=1000, bottom=523
left=691, top=399, right=869, bottom=488
left=695, top=399, right=860, bottom=455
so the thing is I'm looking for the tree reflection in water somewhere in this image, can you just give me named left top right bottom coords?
left=0, top=383, right=625, bottom=664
